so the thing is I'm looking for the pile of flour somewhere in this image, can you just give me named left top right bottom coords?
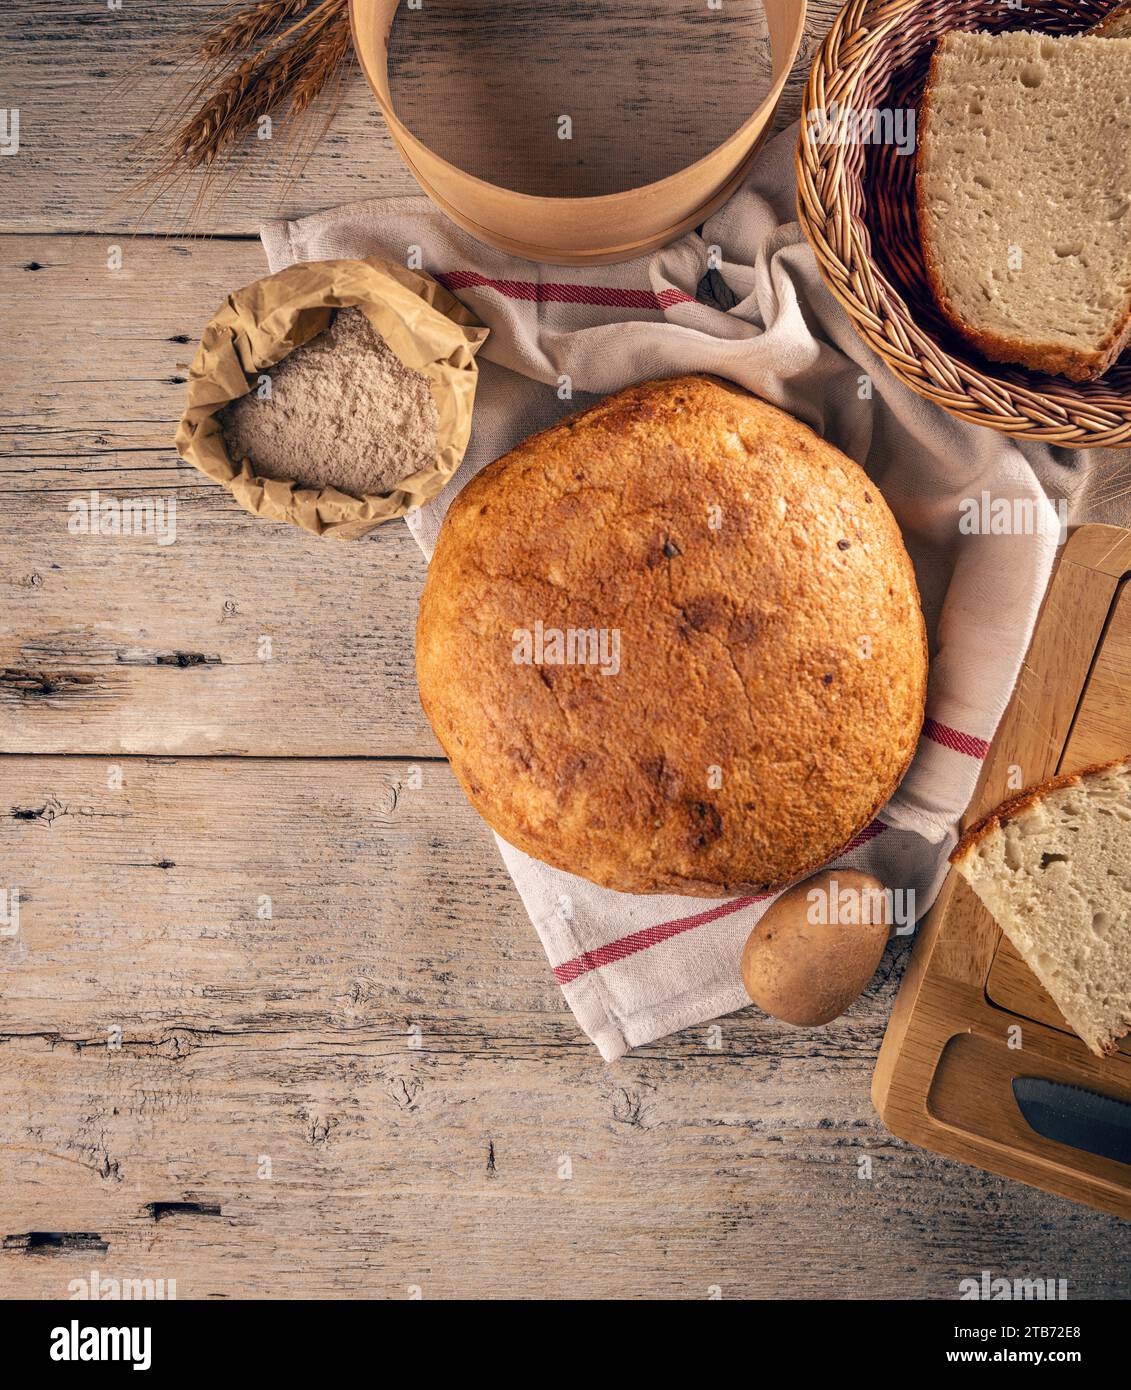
left=219, top=308, right=439, bottom=497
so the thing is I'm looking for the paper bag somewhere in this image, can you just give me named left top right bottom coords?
left=175, top=257, right=488, bottom=539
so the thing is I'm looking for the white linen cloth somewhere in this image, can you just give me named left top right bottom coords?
left=262, top=123, right=1096, bottom=1061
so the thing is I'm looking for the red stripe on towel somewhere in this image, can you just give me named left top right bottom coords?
left=552, top=894, right=772, bottom=985
left=923, top=717, right=990, bottom=760
left=844, top=817, right=887, bottom=851
left=552, top=820, right=893, bottom=985
left=436, top=270, right=696, bottom=312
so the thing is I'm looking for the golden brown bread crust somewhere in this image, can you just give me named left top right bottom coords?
left=951, top=753, right=1131, bottom=866
left=917, top=38, right=1131, bottom=384
left=416, top=376, right=928, bottom=897
left=1094, top=2, right=1131, bottom=38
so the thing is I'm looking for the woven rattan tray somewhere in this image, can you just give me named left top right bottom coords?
left=797, top=0, right=1131, bottom=448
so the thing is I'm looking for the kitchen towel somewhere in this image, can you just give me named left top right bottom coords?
left=262, top=122, right=1098, bottom=1061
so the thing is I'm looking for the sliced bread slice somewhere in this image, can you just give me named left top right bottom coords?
left=1094, top=3, right=1131, bottom=38
left=951, top=756, right=1131, bottom=1056
left=918, top=31, right=1131, bottom=382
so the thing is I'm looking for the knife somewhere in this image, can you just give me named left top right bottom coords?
left=1012, top=1077, right=1131, bottom=1167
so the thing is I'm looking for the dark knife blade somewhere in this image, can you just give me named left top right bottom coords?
left=1012, top=1076, right=1131, bottom=1167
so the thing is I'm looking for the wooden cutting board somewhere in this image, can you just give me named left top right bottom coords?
left=873, top=524, right=1131, bottom=1218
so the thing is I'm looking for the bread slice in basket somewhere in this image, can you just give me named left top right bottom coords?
left=918, top=31, right=1131, bottom=382
left=951, top=757, right=1131, bottom=1057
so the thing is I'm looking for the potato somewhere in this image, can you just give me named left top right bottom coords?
left=740, top=869, right=892, bottom=1026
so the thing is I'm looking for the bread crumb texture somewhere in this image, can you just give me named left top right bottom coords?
left=953, top=755, right=1131, bottom=1055
left=919, top=32, right=1131, bottom=381
left=416, top=376, right=928, bottom=897
left=219, top=307, right=439, bottom=497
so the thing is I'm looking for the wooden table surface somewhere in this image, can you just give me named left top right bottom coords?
left=1, top=0, right=1128, bottom=1300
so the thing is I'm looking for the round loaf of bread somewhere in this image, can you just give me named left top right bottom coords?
left=416, top=376, right=927, bottom=897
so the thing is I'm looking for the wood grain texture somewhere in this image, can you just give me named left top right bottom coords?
left=3, top=756, right=1130, bottom=1300
left=873, top=528, right=1131, bottom=1220
left=0, top=237, right=438, bottom=757
left=4, top=0, right=1129, bottom=1301
left=0, top=0, right=840, bottom=236
left=1062, top=579, right=1131, bottom=768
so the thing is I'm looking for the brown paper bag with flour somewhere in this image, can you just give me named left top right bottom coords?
left=175, top=257, right=488, bottom=540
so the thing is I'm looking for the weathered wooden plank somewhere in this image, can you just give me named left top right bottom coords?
left=0, top=494, right=437, bottom=755
left=2, top=236, right=267, bottom=460
left=0, top=0, right=415, bottom=236
left=0, top=237, right=440, bottom=755
left=3, top=1009, right=1130, bottom=1298
left=0, top=0, right=841, bottom=236
left=2, top=755, right=1129, bottom=1300
left=0, top=755, right=532, bottom=1036
left=0, top=752, right=890, bottom=1044
left=8, top=0, right=1129, bottom=1298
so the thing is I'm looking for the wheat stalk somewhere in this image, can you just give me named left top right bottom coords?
left=199, top=0, right=313, bottom=60
left=287, top=12, right=352, bottom=116
left=165, top=0, right=349, bottom=172
left=123, top=0, right=354, bottom=229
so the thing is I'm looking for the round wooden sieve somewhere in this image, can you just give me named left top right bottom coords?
left=349, top=0, right=806, bottom=266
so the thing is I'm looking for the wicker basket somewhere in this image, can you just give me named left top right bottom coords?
left=797, top=0, right=1131, bottom=448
